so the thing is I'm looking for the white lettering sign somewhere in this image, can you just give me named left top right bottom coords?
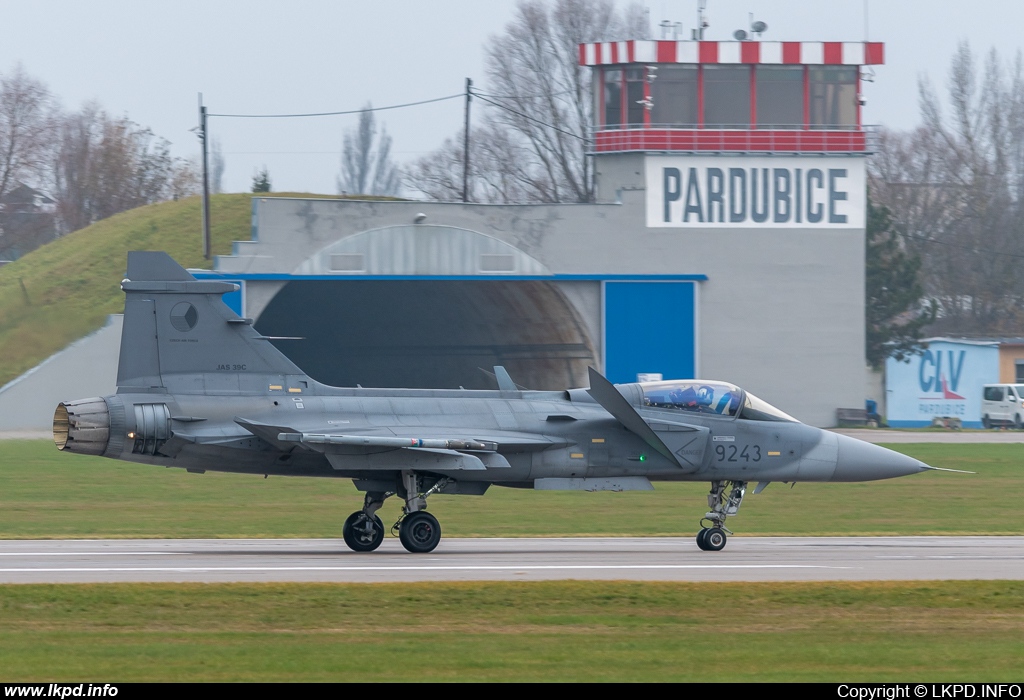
left=645, top=156, right=865, bottom=228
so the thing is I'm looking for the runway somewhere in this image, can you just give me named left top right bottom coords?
left=0, top=536, right=1020, bottom=584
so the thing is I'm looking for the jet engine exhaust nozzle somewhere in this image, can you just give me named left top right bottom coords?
left=53, top=398, right=110, bottom=455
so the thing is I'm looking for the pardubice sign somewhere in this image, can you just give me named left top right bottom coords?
left=645, top=156, right=866, bottom=229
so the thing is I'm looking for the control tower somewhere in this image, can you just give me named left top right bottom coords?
left=580, top=38, right=884, bottom=206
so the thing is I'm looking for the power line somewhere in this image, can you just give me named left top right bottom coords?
left=472, top=93, right=589, bottom=143
left=473, top=88, right=574, bottom=100
left=208, top=93, right=463, bottom=119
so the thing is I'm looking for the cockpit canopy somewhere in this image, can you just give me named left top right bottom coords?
left=640, top=380, right=798, bottom=422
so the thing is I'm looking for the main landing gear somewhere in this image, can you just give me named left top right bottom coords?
left=696, top=480, right=747, bottom=552
left=341, top=471, right=448, bottom=554
left=343, top=491, right=390, bottom=552
left=393, top=471, right=446, bottom=553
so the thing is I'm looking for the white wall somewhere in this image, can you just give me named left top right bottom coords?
left=0, top=315, right=121, bottom=433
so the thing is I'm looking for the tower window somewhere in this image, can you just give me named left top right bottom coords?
left=703, top=66, right=751, bottom=128
left=651, top=66, right=698, bottom=127
left=756, top=66, right=804, bottom=129
left=810, top=67, right=858, bottom=129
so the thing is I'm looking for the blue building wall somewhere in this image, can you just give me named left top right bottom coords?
left=886, top=341, right=999, bottom=428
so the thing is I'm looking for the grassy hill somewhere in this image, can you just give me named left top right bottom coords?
left=0, top=193, right=327, bottom=387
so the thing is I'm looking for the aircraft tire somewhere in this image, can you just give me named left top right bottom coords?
left=703, top=528, right=727, bottom=551
left=343, top=512, right=385, bottom=552
left=399, top=511, right=442, bottom=553
left=696, top=528, right=709, bottom=550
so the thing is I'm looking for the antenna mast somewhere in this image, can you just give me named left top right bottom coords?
left=695, top=0, right=708, bottom=41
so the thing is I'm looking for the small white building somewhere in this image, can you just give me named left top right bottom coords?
left=885, top=337, right=1024, bottom=428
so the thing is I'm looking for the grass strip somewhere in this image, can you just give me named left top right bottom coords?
left=0, top=441, right=1020, bottom=538
left=0, top=580, right=1021, bottom=682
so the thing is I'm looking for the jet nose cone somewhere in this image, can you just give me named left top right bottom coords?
left=831, top=434, right=930, bottom=482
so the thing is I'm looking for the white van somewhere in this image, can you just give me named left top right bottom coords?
left=981, top=384, right=1024, bottom=428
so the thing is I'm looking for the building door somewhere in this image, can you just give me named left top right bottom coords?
left=603, top=281, right=696, bottom=384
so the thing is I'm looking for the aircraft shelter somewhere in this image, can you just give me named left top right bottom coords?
left=199, top=38, right=884, bottom=428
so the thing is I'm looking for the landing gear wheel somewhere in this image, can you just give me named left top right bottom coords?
left=343, top=511, right=385, bottom=552
left=703, top=528, right=727, bottom=551
left=398, top=511, right=441, bottom=553
left=696, top=528, right=710, bottom=550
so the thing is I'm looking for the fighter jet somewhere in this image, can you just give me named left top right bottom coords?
left=53, top=252, right=945, bottom=553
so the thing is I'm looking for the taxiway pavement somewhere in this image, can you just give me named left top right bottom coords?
left=0, top=537, right=1019, bottom=584
left=832, top=429, right=1024, bottom=443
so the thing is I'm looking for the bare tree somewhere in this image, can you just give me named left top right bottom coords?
left=404, top=123, right=543, bottom=204
left=407, top=0, right=649, bottom=203
left=337, top=104, right=401, bottom=196
left=170, top=158, right=201, bottom=200
left=870, top=43, right=1024, bottom=335
left=210, top=137, right=225, bottom=194
left=51, top=103, right=100, bottom=233
left=52, top=104, right=193, bottom=233
left=0, top=65, right=54, bottom=200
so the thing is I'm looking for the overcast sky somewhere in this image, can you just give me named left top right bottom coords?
left=2, top=0, right=1022, bottom=195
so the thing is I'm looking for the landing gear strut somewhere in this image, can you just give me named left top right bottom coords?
left=393, top=471, right=447, bottom=553
left=342, top=490, right=392, bottom=552
left=696, top=480, right=747, bottom=552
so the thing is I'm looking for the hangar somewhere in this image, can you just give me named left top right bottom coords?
left=201, top=38, right=884, bottom=427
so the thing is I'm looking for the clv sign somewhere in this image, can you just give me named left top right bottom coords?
left=918, top=348, right=966, bottom=395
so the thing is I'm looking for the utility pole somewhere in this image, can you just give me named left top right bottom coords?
left=462, top=78, right=472, bottom=203
left=198, top=94, right=211, bottom=260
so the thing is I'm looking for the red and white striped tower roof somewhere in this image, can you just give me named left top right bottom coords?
left=579, top=40, right=884, bottom=67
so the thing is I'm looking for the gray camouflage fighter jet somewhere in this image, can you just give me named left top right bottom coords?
left=53, top=252, right=947, bottom=553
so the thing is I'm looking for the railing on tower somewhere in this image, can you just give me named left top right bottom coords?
left=587, top=124, right=879, bottom=155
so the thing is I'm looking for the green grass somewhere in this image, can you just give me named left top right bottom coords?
left=0, top=580, right=1020, bottom=681
left=1, top=443, right=1020, bottom=682
left=0, top=441, right=1018, bottom=538
left=0, top=193, right=372, bottom=388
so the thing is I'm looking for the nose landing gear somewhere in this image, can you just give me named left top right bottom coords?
left=696, top=480, right=747, bottom=551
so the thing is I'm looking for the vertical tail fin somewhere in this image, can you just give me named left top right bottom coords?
left=117, top=252, right=305, bottom=391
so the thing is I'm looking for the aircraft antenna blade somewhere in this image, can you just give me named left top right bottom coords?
left=493, top=365, right=518, bottom=392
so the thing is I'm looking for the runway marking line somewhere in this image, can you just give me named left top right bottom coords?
left=0, top=552, right=174, bottom=557
left=0, top=564, right=856, bottom=573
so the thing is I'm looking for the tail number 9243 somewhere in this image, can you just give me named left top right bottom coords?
left=715, top=444, right=761, bottom=462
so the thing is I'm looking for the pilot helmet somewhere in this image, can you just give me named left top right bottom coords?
left=696, top=385, right=715, bottom=406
